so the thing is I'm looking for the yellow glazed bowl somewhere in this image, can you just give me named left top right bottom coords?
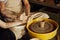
left=26, top=18, right=59, bottom=40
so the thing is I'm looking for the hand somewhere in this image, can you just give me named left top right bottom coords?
left=20, top=12, right=30, bottom=23
left=30, top=38, right=40, bottom=40
left=27, top=13, right=31, bottom=17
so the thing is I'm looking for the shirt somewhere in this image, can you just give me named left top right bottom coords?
left=0, top=0, right=22, bottom=13
left=6, top=0, right=22, bottom=13
left=0, top=0, right=7, bottom=3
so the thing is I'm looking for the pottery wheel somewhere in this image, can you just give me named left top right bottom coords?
left=29, top=21, right=53, bottom=34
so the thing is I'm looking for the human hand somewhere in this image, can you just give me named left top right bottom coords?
left=30, top=38, right=40, bottom=40
left=20, top=12, right=30, bottom=23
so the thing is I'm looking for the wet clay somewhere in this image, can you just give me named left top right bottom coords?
left=29, top=21, right=55, bottom=34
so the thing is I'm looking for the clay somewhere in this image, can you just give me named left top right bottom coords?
left=29, top=21, right=55, bottom=34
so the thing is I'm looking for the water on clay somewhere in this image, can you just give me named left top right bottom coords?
left=29, top=21, right=56, bottom=34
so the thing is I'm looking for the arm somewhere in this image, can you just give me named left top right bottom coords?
left=0, top=20, right=26, bottom=29
left=0, top=1, right=5, bottom=11
left=23, top=0, right=30, bottom=16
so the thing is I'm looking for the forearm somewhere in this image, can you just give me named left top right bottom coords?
left=23, top=0, right=30, bottom=16
left=0, top=1, right=5, bottom=11
left=0, top=20, right=25, bottom=29
left=6, top=21, right=25, bottom=28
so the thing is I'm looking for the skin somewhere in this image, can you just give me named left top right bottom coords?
left=0, top=0, right=30, bottom=29
left=23, top=0, right=30, bottom=16
left=0, top=1, right=5, bottom=11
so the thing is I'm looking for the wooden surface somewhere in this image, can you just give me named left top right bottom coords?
left=29, top=0, right=60, bottom=9
left=57, top=35, right=60, bottom=40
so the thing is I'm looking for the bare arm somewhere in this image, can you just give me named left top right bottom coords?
left=0, top=1, right=5, bottom=11
left=23, top=0, right=30, bottom=16
left=0, top=20, right=26, bottom=29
